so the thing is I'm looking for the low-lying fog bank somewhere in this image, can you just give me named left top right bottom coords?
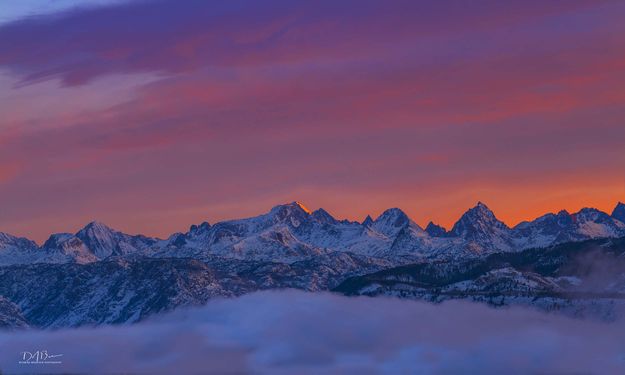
left=1, top=290, right=624, bottom=374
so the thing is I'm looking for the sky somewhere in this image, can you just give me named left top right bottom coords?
left=1, top=0, right=624, bottom=242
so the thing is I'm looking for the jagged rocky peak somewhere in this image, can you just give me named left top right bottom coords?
left=77, top=220, right=116, bottom=237
left=611, top=202, right=625, bottom=223
left=269, top=201, right=313, bottom=225
left=362, top=215, right=374, bottom=227
left=41, top=232, right=97, bottom=263
left=76, top=221, right=118, bottom=241
left=425, top=221, right=447, bottom=237
left=372, top=208, right=418, bottom=237
left=451, top=201, right=509, bottom=237
left=189, top=221, right=210, bottom=234
left=167, top=232, right=188, bottom=247
left=556, top=209, right=571, bottom=218
left=530, top=210, right=572, bottom=226
left=375, top=208, right=409, bottom=226
left=311, top=208, right=337, bottom=224
left=0, top=232, right=18, bottom=243
left=573, top=207, right=612, bottom=222
left=75, top=220, right=120, bottom=258
left=0, top=232, right=38, bottom=250
left=43, top=233, right=82, bottom=248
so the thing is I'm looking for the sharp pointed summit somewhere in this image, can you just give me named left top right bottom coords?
left=189, top=221, right=211, bottom=234
left=0, top=232, right=38, bottom=252
left=271, top=201, right=311, bottom=214
left=451, top=202, right=505, bottom=234
left=612, top=202, right=625, bottom=223
left=425, top=222, right=447, bottom=237
left=74, top=221, right=156, bottom=259
left=263, top=201, right=315, bottom=230
left=75, top=221, right=120, bottom=259
left=362, top=215, right=374, bottom=227
left=311, top=208, right=337, bottom=224
left=372, top=208, right=419, bottom=238
left=450, top=202, right=513, bottom=252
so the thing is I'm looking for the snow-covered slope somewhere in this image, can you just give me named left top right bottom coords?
left=512, top=207, right=625, bottom=249
left=0, top=252, right=390, bottom=328
left=76, top=221, right=157, bottom=258
left=0, top=232, right=40, bottom=266
left=40, top=233, right=98, bottom=264
left=0, top=222, right=158, bottom=266
left=425, top=222, right=447, bottom=237
left=450, top=202, right=514, bottom=254
left=0, top=296, right=29, bottom=329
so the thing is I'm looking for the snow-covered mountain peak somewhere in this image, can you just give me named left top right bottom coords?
left=311, top=208, right=337, bottom=224
left=570, top=207, right=625, bottom=237
left=372, top=208, right=417, bottom=238
left=0, top=232, right=38, bottom=251
left=76, top=221, right=116, bottom=241
left=2, top=201, right=625, bottom=266
left=362, top=215, right=374, bottom=227
left=450, top=202, right=513, bottom=252
left=425, top=222, right=447, bottom=237
left=189, top=221, right=211, bottom=234
left=268, top=202, right=313, bottom=227
left=0, top=232, right=17, bottom=243
left=612, top=202, right=625, bottom=223
left=43, top=233, right=77, bottom=246
left=76, top=221, right=118, bottom=257
left=80, top=220, right=114, bottom=233
left=73, top=220, right=156, bottom=259
left=374, top=208, right=409, bottom=224
left=271, top=201, right=311, bottom=214
left=573, top=207, right=609, bottom=222
left=470, top=201, right=496, bottom=218
left=451, top=202, right=508, bottom=234
left=41, top=233, right=98, bottom=264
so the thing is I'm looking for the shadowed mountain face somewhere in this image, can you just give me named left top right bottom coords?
left=425, top=222, right=447, bottom=237
left=0, top=252, right=390, bottom=328
left=0, top=297, right=29, bottom=329
left=2, top=236, right=623, bottom=329
left=613, top=202, right=625, bottom=223
left=2, top=202, right=625, bottom=266
left=334, top=237, right=625, bottom=320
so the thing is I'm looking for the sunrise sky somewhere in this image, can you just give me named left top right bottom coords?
left=1, top=0, right=624, bottom=242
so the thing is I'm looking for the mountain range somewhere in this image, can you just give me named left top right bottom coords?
left=1, top=201, right=625, bottom=329
left=2, top=201, right=625, bottom=266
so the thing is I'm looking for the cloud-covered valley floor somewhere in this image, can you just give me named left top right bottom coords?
left=1, top=290, right=624, bottom=374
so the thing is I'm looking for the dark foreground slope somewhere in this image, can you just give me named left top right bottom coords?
left=334, top=237, right=625, bottom=319
left=0, top=252, right=388, bottom=328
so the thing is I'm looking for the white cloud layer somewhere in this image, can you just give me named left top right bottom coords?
left=0, top=0, right=131, bottom=25
left=1, top=290, right=624, bottom=374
